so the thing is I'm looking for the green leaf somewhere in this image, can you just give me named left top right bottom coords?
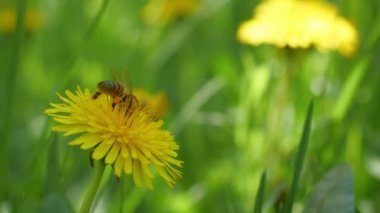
left=283, top=98, right=314, bottom=213
left=40, top=192, right=73, bottom=213
left=303, top=164, right=355, bottom=213
left=254, top=170, right=267, bottom=213
left=332, top=57, right=370, bottom=121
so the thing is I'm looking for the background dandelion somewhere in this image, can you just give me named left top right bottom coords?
left=237, top=0, right=358, bottom=56
left=0, top=0, right=380, bottom=212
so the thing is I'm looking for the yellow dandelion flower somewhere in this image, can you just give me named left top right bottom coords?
left=44, top=87, right=183, bottom=189
left=0, top=7, right=42, bottom=34
left=142, top=0, right=199, bottom=25
left=134, top=89, right=168, bottom=117
left=237, top=0, right=358, bottom=57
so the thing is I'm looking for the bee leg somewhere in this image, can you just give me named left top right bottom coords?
left=112, top=96, right=122, bottom=109
left=124, top=96, right=133, bottom=115
left=124, top=95, right=139, bottom=119
left=92, top=91, right=102, bottom=99
left=122, top=96, right=127, bottom=102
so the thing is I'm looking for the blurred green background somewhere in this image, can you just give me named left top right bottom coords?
left=1, top=0, right=380, bottom=212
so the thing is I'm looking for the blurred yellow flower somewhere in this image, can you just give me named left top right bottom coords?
left=0, top=7, right=42, bottom=34
left=237, top=0, right=358, bottom=57
left=142, top=0, right=199, bottom=25
left=45, top=87, right=183, bottom=189
left=134, top=89, right=168, bottom=117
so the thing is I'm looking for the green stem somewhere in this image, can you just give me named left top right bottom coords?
left=0, top=0, right=27, bottom=199
left=283, top=99, right=314, bottom=213
left=79, top=161, right=106, bottom=213
left=254, top=170, right=267, bottom=213
left=61, top=0, right=111, bottom=86
left=119, top=179, right=124, bottom=213
left=84, top=0, right=111, bottom=40
left=5, top=0, right=26, bottom=129
left=331, top=56, right=370, bottom=121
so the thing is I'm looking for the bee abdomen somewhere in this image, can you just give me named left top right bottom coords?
left=98, top=80, right=124, bottom=97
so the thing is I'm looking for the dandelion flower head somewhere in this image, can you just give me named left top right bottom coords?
left=237, top=0, right=359, bottom=57
left=142, top=0, right=199, bottom=25
left=134, top=89, right=168, bottom=117
left=45, top=87, right=183, bottom=189
left=0, top=7, right=42, bottom=34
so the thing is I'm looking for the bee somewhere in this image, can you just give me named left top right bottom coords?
left=92, top=69, right=138, bottom=111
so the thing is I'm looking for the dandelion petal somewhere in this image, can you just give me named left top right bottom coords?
left=124, top=156, right=132, bottom=174
left=105, top=143, right=120, bottom=164
left=133, top=160, right=142, bottom=187
left=142, top=165, right=153, bottom=190
left=156, top=166, right=174, bottom=188
left=68, top=133, right=100, bottom=146
left=114, top=155, right=123, bottom=177
left=92, top=142, right=112, bottom=160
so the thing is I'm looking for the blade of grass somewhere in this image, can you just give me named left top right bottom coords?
left=60, top=0, right=111, bottom=87
left=146, top=0, right=231, bottom=73
left=362, top=12, right=380, bottom=52
left=283, top=98, right=314, bottom=213
left=254, top=170, right=267, bottom=213
left=84, top=0, right=111, bottom=40
left=331, top=56, right=370, bottom=121
left=1, top=0, right=27, bottom=200
left=169, top=77, right=225, bottom=135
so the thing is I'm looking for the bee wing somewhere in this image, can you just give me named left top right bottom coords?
left=109, top=67, right=132, bottom=94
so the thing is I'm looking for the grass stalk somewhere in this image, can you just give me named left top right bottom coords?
left=283, top=98, right=314, bottom=213
left=331, top=57, right=370, bottom=121
left=84, top=0, right=111, bottom=40
left=0, top=0, right=27, bottom=198
left=254, top=170, right=267, bottom=213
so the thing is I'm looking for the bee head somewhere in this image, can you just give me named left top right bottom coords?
left=97, top=81, right=105, bottom=89
left=97, top=81, right=114, bottom=93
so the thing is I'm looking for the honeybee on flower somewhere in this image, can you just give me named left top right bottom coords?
left=92, top=70, right=139, bottom=111
left=45, top=70, right=183, bottom=189
left=134, top=89, right=168, bottom=117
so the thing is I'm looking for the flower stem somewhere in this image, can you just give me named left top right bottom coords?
left=79, top=161, right=106, bottom=213
left=84, top=0, right=110, bottom=39
left=0, top=0, right=26, bottom=197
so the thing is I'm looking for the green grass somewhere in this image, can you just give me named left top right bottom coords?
left=283, top=99, right=313, bottom=213
left=254, top=170, right=266, bottom=213
left=1, top=0, right=380, bottom=212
